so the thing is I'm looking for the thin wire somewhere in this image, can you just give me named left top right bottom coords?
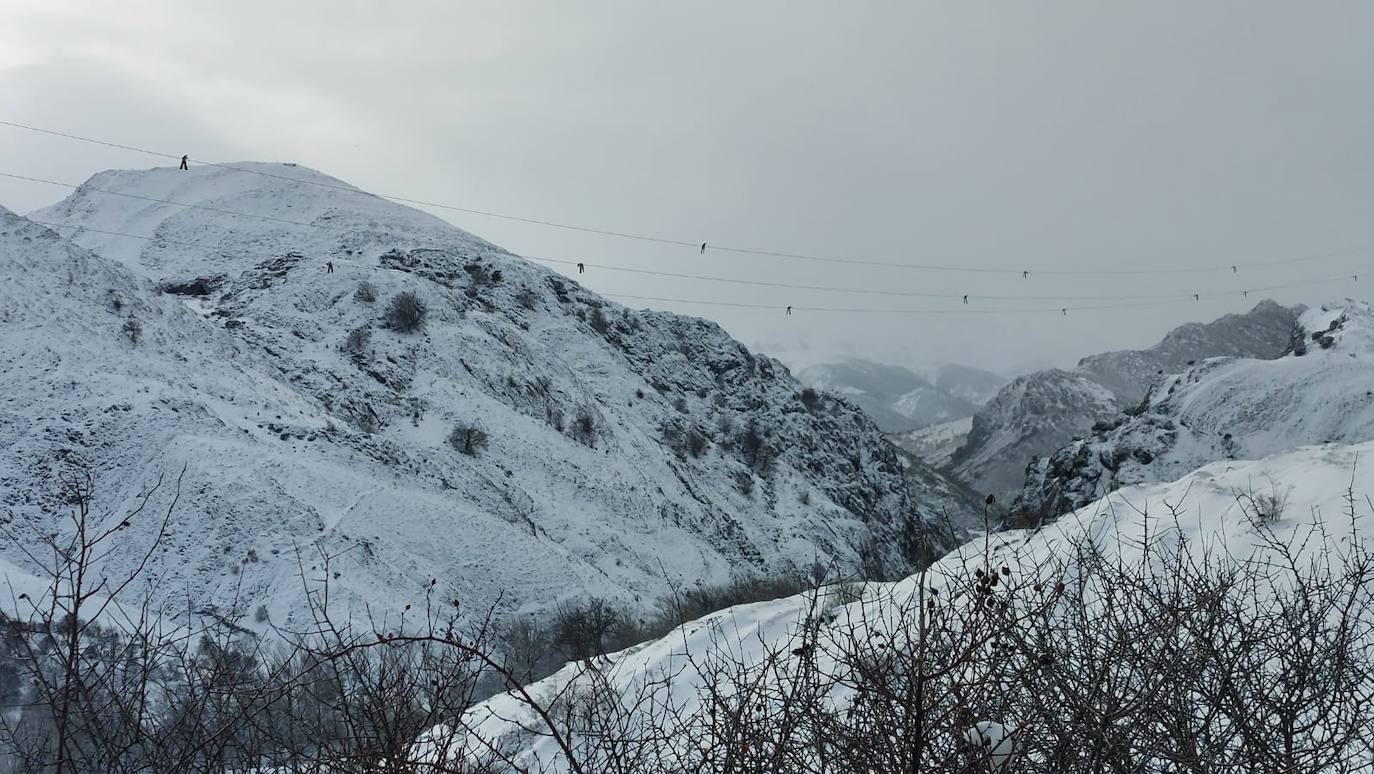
left=28, top=216, right=1365, bottom=318
left=602, top=294, right=1196, bottom=315
left=523, top=256, right=1202, bottom=302
left=6, top=118, right=1374, bottom=278
left=0, top=120, right=698, bottom=248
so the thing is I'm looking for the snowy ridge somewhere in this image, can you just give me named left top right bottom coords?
left=431, top=440, right=1374, bottom=770
left=1016, top=301, right=1374, bottom=521
left=2, top=165, right=978, bottom=630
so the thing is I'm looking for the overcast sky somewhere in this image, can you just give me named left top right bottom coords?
left=2, top=1, right=1372, bottom=374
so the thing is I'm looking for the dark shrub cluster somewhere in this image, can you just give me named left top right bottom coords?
left=384, top=291, right=427, bottom=333
left=447, top=424, right=490, bottom=456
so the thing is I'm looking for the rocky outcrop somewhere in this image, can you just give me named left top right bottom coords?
left=949, top=301, right=1302, bottom=499
left=1013, top=302, right=1374, bottom=524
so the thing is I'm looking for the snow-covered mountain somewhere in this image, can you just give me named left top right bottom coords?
left=0, top=164, right=978, bottom=628
left=797, top=359, right=1002, bottom=433
left=435, top=439, right=1374, bottom=771
left=1015, top=301, right=1374, bottom=522
left=950, top=300, right=1300, bottom=499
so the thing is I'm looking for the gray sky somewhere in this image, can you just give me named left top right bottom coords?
left=3, top=1, right=1372, bottom=374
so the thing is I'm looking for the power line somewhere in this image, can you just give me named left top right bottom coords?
left=6, top=118, right=1374, bottom=279
left=0, top=120, right=698, bottom=248
left=528, top=256, right=1211, bottom=303
left=608, top=261, right=1364, bottom=314
left=25, top=212, right=1363, bottom=309
left=25, top=215, right=1366, bottom=318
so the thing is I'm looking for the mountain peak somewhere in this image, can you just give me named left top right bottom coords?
left=32, top=162, right=491, bottom=279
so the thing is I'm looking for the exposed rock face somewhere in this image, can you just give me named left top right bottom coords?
left=950, top=369, right=1119, bottom=500
left=949, top=300, right=1302, bottom=499
left=1013, top=302, right=1374, bottom=523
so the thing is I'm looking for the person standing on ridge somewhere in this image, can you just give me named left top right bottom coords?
left=325, top=261, right=334, bottom=274
left=179, top=155, right=189, bottom=171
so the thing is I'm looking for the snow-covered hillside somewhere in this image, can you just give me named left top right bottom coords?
left=1016, top=301, right=1374, bottom=522
left=1, top=164, right=978, bottom=629
left=434, top=439, right=1374, bottom=771
left=889, top=416, right=973, bottom=468
left=950, top=301, right=1300, bottom=499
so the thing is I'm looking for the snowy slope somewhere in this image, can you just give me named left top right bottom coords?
left=889, top=415, right=974, bottom=468
left=1015, top=301, right=1374, bottom=522
left=435, top=440, right=1374, bottom=770
left=4, top=165, right=977, bottom=631
left=950, top=301, right=1300, bottom=499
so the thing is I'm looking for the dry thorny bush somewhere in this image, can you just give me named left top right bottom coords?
left=1, top=466, right=1373, bottom=772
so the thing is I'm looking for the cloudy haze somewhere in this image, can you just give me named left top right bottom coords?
left=3, top=1, right=1372, bottom=374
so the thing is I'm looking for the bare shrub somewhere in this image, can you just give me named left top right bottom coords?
left=342, top=325, right=371, bottom=354
left=551, top=598, right=632, bottom=664
left=355, top=280, right=378, bottom=303
left=341, top=403, right=382, bottom=434
left=517, top=287, right=539, bottom=311
left=1238, top=480, right=1292, bottom=524
left=384, top=291, right=428, bottom=333
left=736, top=418, right=777, bottom=474
left=547, top=405, right=566, bottom=433
left=447, top=424, right=490, bottom=456
left=732, top=469, right=754, bottom=496
left=588, top=306, right=611, bottom=334
left=572, top=408, right=597, bottom=448
left=121, top=317, right=142, bottom=345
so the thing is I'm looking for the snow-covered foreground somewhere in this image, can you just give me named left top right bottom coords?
left=432, top=440, right=1374, bottom=771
